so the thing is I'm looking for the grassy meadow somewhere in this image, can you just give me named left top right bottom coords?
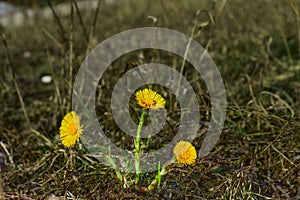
left=0, top=0, right=300, bottom=199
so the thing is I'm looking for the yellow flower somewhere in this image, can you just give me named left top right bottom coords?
left=135, top=88, right=165, bottom=110
left=59, top=111, right=83, bottom=147
left=173, top=141, right=197, bottom=165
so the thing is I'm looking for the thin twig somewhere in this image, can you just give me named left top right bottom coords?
left=42, top=28, right=64, bottom=50
left=175, top=15, right=196, bottom=96
left=86, top=0, right=102, bottom=55
left=271, top=145, right=296, bottom=166
left=68, top=0, right=74, bottom=112
left=0, top=141, right=14, bottom=166
left=74, top=0, right=89, bottom=43
left=259, top=121, right=290, bottom=156
left=1, top=34, right=53, bottom=147
left=46, top=49, right=63, bottom=114
left=47, top=0, right=68, bottom=45
left=1, top=33, right=31, bottom=129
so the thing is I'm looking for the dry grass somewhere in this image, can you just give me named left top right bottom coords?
left=0, top=0, right=300, bottom=199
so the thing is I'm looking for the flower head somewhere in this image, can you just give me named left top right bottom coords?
left=135, top=88, right=165, bottom=110
left=59, top=111, right=83, bottom=147
left=173, top=141, right=197, bottom=165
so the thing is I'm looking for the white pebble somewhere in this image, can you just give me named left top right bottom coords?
left=41, top=75, right=52, bottom=84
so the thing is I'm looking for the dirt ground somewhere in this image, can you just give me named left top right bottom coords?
left=0, top=0, right=299, bottom=199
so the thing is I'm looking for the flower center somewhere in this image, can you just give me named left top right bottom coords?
left=68, top=123, right=77, bottom=135
left=181, top=151, right=191, bottom=160
left=143, top=99, right=156, bottom=108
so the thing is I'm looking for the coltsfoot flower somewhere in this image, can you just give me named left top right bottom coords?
left=135, top=88, right=165, bottom=110
left=173, top=141, right=197, bottom=165
left=59, top=111, right=83, bottom=147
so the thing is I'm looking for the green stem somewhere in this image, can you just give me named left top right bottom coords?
left=108, top=155, right=128, bottom=188
left=148, top=157, right=176, bottom=191
left=106, top=147, right=128, bottom=188
left=134, top=111, right=147, bottom=184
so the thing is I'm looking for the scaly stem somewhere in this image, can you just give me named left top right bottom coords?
left=134, top=111, right=147, bottom=184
